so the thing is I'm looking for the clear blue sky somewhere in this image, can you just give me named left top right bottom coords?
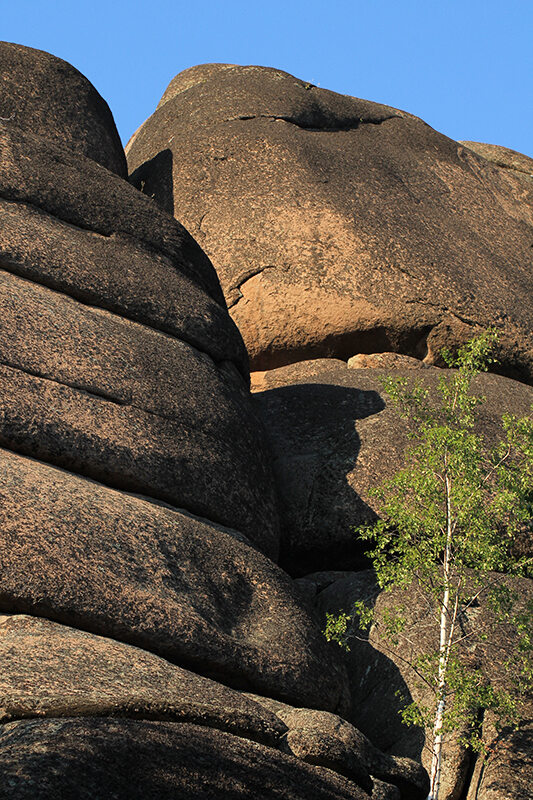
left=3, top=0, right=532, bottom=157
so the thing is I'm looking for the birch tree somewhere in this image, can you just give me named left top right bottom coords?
left=325, top=331, right=533, bottom=800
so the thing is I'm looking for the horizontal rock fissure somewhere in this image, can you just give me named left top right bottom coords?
left=0, top=360, right=129, bottom=406
left=0, top=261, right=246, bottom=381
left=0, top=423, right=254, bottom=545
left=0, top=591, right=309, bottom=716
left=226, top=113, right=400, bottom=132
left=0, top=193, right=218, bottom=307
left=0, top=706, right=283, bottom=750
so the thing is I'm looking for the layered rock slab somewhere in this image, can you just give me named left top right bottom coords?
left=127, top=63, right=533, bottom=382
left=0, top=114, right=281, bottom=555
left=0, top=41, right=126, bottom=176
left=0, top=718, right=370, bottom=800
left=0, top=268, right=275, bottom=553
left=246, top=695, right=429, bottom=799
left=0, top=614, right=285, bottom=746
left=0, top=448, right=347, bottom=712
left=252, top=359, right=533, bottom=574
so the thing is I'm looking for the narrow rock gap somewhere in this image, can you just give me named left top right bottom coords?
left=458, top=708, right=485, bottom=800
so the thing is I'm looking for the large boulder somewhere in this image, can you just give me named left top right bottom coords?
left=0, top=446, right=347, bottom=712
left=126, top=64, right=533, bottom=382
left=245, top=694, right=429, bottom=799
left=0, top=614, right=285, bottom=745
left=252, top=358, right=533, bottom=575
left=0, top=41, right=126, bottom=176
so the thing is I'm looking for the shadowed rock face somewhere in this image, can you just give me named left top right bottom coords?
left=252, top=358, right=533, bottom=575
left=0, top=41, right=127, bottom=176
left=127, top=63, right=533, bottom=383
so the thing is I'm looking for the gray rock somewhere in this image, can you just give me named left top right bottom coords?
left=245, top=695, right=429, bottom=800
left=0, top=448, right=347, bottom=712
left=0, top=614, right=285, bottom=746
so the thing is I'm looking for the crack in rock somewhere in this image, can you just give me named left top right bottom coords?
left=225, top=113, right=400, bottom=132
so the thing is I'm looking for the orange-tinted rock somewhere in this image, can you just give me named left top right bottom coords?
left=127, top=64, right=533, bottom=382
left=0, top=718, right=370, bottom=800
left=252, top=359, right=533, bottom=574
left=0, top=448, right=347, bottom=712
left=0, top=41, right=126, bottom=176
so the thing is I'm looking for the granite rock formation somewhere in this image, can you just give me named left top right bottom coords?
left=311, top=570, right=533, bottom=800
left=1, top=44, right=530, bottom=799
left=126, top=63, right=533, bottom=382
left=0, top=43, right=434, bottom=800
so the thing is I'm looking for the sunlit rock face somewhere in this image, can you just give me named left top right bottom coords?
left=127, top=63, right=533, bottom=384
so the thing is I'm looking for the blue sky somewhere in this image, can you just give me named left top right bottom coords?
left=3, top=0, right=532, bottom=157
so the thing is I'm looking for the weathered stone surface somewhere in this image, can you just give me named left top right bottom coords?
left=0, top=718, right=370, bottom=799
left=0, top=448, right=347, bottom=712
left=460, top=141, right=533, bottom=176
left=0, top=120, right=227, bottom=312
left=0, top=196, right=247, bottom=371
left=314, top=570, right=533, bottom=800
left=347, top=352, right=429, bottom=371
left=466, top=714, right=533, bottom=800
left=127, top=64, right=533, bottom=382
left=252, top=359, right=533, bottom=574
left=0, top=41, right=126, bottom=176
left=0, top=614, right=285, bottom=746
left=0, top=269, right=276, bottom=553
left=245, top=695, right=429, bottom=799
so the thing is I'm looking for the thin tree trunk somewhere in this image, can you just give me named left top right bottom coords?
left=428, top=470, right=454, bottom=800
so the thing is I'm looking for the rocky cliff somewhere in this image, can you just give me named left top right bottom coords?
left=0, top=44, right=531, bottom=799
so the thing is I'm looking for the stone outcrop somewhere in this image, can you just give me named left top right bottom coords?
left=0, top=43, right=396, bottom=799
left=0, top=718, right=371, bottom=800
left=252, top=358, right=533, bottom=575
left=460, top=141, right=533, bottom=176
left=126, top=63, right=533, bottom=383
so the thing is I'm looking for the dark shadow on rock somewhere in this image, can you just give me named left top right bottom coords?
left=129, top=149, right=174, bottom=216
left=253, top=384, right=385, bottom=576
left=0, top=717, right=366, bottom=799
left=315, top=571, right=426, bottom=762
